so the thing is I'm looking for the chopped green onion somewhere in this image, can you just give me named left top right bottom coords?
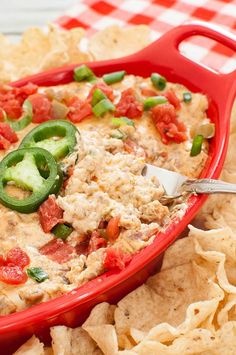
left=111, top=129, right=127, bottom=140
left=27, top=267, right=49, bottom=283
left=183, top=92, right=192, bottom=103
left=91, top=88, right=107, bottom=107
left=111, top=116, right=135, bottom=127
left=151, top=73, right=167, bottom=91
left=52, top=223, right=73, bottom=240
left=92, top=99, right=115, bottom=117
left=103, top=70, right=126, bottom=85
left=88, top=76, right=98, bottom=84
left=143, top=96, right=167, bottom=110
left=190, top=135, right=204, bottom=157
left=73, top=65, right=96, bottom=82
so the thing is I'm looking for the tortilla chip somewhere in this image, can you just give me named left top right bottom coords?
left=190, top=226, right=236, bottom=288
left=50, top=326, right=72, bottom=355
left=0, top=25, right=91, bottom=83
left=88, top=25, right=151, bottom=60
left=71, top=327, right=102, bottom=355
left=217, top=294, right=236, bottom=326
left=161, top=236, right=195, bottom=270
left=84, top=325, right=118, bottom=355
left=129, top=321, right=236, bottom=354
left=115, top=258, right=223, bottom=348
left=13, top=335, right=44, bottom=355
left=83, top=302, right=116, bottom=327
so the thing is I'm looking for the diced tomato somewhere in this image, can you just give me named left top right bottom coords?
left=88, top=230, right=107, bottom=254
left=103, top=248, right=132, bottom=271
left=151, top=103, right=187, bottom=144
left=106, top=217, right=120, bottom=242
left=67, top=97, right=92, bottom=123
left=39, top=238, right=74, bottom=264
left=38, top=196, right=64, bottom=233
left=141, top=88, right=157, bottom=97
left=123, top=138, right=146, bottom=158
left=0, top=135, right=10, bottom=150
left=164, top=89, right=181, bottom=110
left=115, top=88, right=143, bottom=119
left=0, top=265, right=27, bottom=285
left=0, top=99, right=22, bottom=120
left=6, top=247, right=30, bottom=268
left=15, top=83, right=38, bottom=99
left=0, top=122, right=18, bottom=143
left=0, top=255, right=5, bottom=267
left=88, top=82, right=114, bottom=102
left=0, top=83, right=38, bottom=119
left=27, top=93, right=53, bottom=123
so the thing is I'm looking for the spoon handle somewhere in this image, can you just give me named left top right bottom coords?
left=182, top=179, right=236, bottom=194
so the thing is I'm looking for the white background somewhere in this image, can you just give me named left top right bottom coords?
left=0, top=0, right=75, bottom=41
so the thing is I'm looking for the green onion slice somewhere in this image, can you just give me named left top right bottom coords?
left=52, top=223, right=73, bottom=240
left=151, top=73, right=167, bottom=91
left=27, top=267, right=49, bottom=283
left=92, top=99, right=115, bottom=117
left=91, top=88, right=107, bottom=107
left=190, top=135, right=204, bottom=157
left=143, top=96, right=167, bottom=110
left=73, top=65, right=96, bottom=82
left=111, top=129, right=127, bottom=140
left=111, top=117, right=135, bottom=127
left=183, top=92, right=192, bottom=103
left=103, top=70, right=126, bottom=85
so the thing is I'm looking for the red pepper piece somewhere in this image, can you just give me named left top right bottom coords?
left=40, top=238, right=74, bottom=264
left=115, top=88, right=143, bottom=119
left=75, top=235, right=90, bottom=256
left=104, top=248, right=132, bottom=271
left=88, top=230, right=107, bottom=254
left=38, top=195, right=64, bottom=233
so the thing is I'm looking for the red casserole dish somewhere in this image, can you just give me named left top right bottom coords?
left=1, top=21, right=236, bottom=353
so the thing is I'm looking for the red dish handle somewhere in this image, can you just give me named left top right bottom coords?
left=137, top=21, right=236, bottom=107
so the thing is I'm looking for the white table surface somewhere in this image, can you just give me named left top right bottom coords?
left=0, top=0, right=75, bottom=42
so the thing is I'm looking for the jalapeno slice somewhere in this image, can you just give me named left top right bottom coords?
left=0, top=147, right=62, bottom=213
left=19, top=120, right=78, bottom=161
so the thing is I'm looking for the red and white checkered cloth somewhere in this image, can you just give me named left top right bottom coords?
left=56, top=0, right=236, bottom=73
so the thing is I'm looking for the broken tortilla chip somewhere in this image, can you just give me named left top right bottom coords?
left=88, top=25, right=151, bottom=60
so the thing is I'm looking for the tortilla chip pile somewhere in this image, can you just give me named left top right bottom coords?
left=1, top=25, right=235, bottom=355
